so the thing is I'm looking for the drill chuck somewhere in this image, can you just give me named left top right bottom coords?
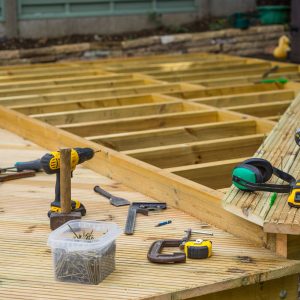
left=76, top=148, right=95, bottom=164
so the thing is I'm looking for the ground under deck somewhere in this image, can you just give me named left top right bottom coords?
left=1, top=128, right=300, bottom=300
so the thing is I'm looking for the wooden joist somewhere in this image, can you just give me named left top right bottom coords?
left=58, top=110, right=218, bottom=137
left=10, top=94, right=175, bottom=115
left=191, top=89, right=296, bottom=107
left=31, top=101, right=186, bottom=125
left=227, top=100, right=292, bottom=118
left=167, top=157, right=248, bottom=189
left=1, top=51, right=300, bottom=249
left=166, top=83, right=284, bottom=100
left=91, top=119, right=261, bottom=151
left=0, top=83, right=198, bottom=106
left=125, top=134, right=265, bottom=168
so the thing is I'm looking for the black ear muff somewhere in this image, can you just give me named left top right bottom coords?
left=232, top=158, right=296, bottom=193
left=232, top=163, right=264, bottom=191
left=242, top=158, right=273, bottom=182
left=238, top=164, right=264, bottom=183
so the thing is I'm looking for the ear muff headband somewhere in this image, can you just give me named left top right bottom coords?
left=232, top=159, right=296, bottom=193
left=232, top=175, right=293, bottom=193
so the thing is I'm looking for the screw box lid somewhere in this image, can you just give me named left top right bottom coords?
left=48, top=220, right=121, bottom=252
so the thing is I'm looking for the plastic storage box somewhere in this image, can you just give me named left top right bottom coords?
left=48, top=220, right=121, bottom=285
left=258, top=5, right=290, bottom=24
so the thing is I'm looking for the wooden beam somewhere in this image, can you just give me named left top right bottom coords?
left=9, top=94, right=171, bottom=115
left=0, top=105, right=267, bottom=247
left=31, top=101, right=186, bottom=125
left=88, top=119, right=259, bottom=151
left=166, top=157, right=247, bottom=189
left=155, top=66, right=270, bottom=82
left=0, top=83, right=196, bottom=106
left=227, top=100, right=292, bottom=118
left=265, top=116, right=281, bottom=121
left=195, top=72, right=300, bottom=87
left=287, top=235, right=300, bottom=259
left=58, top=110, right=218, bottom=137
left=166, top=83, right=283, bottom=100
left=276, top=234, right=288, bottom=257
left=215, top=108, right=275, bottom=133
left=191, top=90, right=295, bottom=107
left=0, top=78, right=158, bottom=97
left=0, top=69, right=106, bottom=82
left=125, top=134, right=265, bottom=168
left=145, top=61, right=270, bottom=76
left=156, top=66, right=298, bottom=83
left=107, top=58, right=250, bottom=74
left=0, top=74, right=133, bottom=89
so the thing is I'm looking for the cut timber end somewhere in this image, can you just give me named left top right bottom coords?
left=50, top=212, right=81, bottom=231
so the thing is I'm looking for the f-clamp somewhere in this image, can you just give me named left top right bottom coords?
left=147, top=228, right=213, bottom=264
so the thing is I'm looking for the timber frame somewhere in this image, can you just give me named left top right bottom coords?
left=1, top=52, right=300, bottom=256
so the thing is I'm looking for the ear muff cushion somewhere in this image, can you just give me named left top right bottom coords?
left=232, top=164, right=263, bottom=191
left=242, top=158, right=273, bottom=182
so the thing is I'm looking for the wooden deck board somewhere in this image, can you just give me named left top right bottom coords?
left=223, top=93, right=300, bottom=235
left=1, top=128, right=300, bottom=300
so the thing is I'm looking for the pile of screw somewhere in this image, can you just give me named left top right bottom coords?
left=53, top=242, right=116, bottom=285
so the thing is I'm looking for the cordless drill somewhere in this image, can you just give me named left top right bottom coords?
left=40, top=148, right=96, bottom=217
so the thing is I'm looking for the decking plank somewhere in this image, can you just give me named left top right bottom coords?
left=1, top=128, right=300, bottom=300
left=223, top=93, right=300, bottom=235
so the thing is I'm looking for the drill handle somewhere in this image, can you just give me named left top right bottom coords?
left=53, top=172, right=61, bottom=205
left=15, top=159, right=42, bottom=172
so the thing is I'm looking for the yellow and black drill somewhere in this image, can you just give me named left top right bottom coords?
left=40, top=148, right=96, bottom=217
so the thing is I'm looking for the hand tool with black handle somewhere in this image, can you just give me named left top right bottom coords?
left=147, top=239, right=186, bottom=264
left=94, top=185, right=130, bottom=206
left=124, top=202, right=167, bottom=235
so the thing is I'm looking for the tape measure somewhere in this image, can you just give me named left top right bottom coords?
left=288, top=181, right=300, bottom=208
left=184, top=239, right=212, bottom=259
left=289, top=129, right=300, bottom=208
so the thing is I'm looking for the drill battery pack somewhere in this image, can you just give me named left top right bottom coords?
left=184, top=239, right=212, bottom=259
left=48, top=199, right=86, bottom=217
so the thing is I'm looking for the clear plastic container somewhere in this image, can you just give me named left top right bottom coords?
left=48, top=220, right=121, bottom=285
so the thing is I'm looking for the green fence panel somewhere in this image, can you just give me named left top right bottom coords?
left=18, top=0, right=197, bottom=19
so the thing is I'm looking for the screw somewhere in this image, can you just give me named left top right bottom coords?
left=279, top=289, right=287, bottom=299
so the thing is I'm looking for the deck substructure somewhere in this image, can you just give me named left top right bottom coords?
left=0, top=52, right=300, bottom=256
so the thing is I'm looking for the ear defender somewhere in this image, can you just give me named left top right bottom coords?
left=232, top=158, right=296, bottom=193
